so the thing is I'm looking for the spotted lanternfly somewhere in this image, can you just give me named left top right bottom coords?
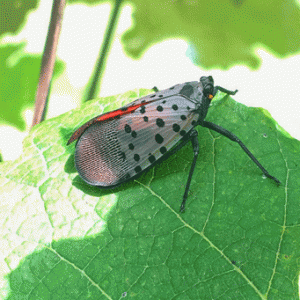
left=67, top=76, right=280, bottom=212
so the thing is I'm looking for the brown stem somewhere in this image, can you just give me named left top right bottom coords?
left=31, top=0, right=66, bottom=127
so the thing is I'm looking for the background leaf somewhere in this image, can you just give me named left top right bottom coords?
left=0, top=89, right=299, bottom=299
left=121, top=0, right=300, bottom=69
left=0, top=43, right=64, bottom=130
left=67, top=0, right=300, bottom=69
left=0, top=0, right=38, bottom=35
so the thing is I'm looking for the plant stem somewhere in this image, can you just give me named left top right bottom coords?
left=31, top=0, right=66, bottom=127
left=84, top=0, right=123, bottom=102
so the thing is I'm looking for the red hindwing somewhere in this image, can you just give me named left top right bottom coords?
left=67, top=100, right=156, bottom=145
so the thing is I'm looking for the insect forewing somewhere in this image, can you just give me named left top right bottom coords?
left=75, top=95, right=199, bottom=187
left=68, top=82, right=199, bottom=145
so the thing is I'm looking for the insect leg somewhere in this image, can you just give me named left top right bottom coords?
left=153, top=129, right=199, bottom=212
left=213, top=86, right=238, bottom=96
left=202, top=121, right=281, bottom=184
left=180, top=130, right=199, bottom=213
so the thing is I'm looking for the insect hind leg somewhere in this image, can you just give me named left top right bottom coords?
left=202, top=121, right=281, bottom=184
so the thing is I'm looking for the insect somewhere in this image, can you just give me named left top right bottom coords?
left=67, top=76, right=280, bottom=212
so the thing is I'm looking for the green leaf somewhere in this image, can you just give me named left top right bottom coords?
left=1, top=89, right=299, bottom=299
left=67, top=0, right=300, bottom=69
left=121, top=0, right=300, bottom=69
left=0, top=43, right=64, bottom=130
left=0, top=0, right=38, bottom=36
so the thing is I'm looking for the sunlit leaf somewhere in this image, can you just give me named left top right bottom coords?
left=1, top=88, right=299, bottom=299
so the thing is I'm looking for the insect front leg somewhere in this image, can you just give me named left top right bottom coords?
left=157, top=129, right=199, bottom=212
left=213, top=86, right=238, bottom=96
left=202, top=121, right=281, bottom=184
left=180, top=129, right=199, bottom=213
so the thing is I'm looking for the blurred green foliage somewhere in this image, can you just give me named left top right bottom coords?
left=121, top=0, right=300, bottom=69
left=0, top=0, right=38, bottom=35
left=0, top=43, right=64, bottom=130
left=1, top=0, right=300, bottom=130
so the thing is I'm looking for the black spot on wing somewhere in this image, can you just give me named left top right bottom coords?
left=173, top=124, right=180, bottom=132
left=179, top=84, right=194, bottom=98
left=125, top=124, right=131, bottom=133
left=148, top=155, right=156, bottom=164
left=156, top=118, right=165, bottom=128
left=157, top=105, right=163, bottom=112
left=160, top=147, right=167, bottom=154
left=155, top=134, right=164, bottom=144
left=135, top=166, right=142, bottom=173
left=134, top=154, right=140, bottom=162
left=140, top=106, right=146, bottom=114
